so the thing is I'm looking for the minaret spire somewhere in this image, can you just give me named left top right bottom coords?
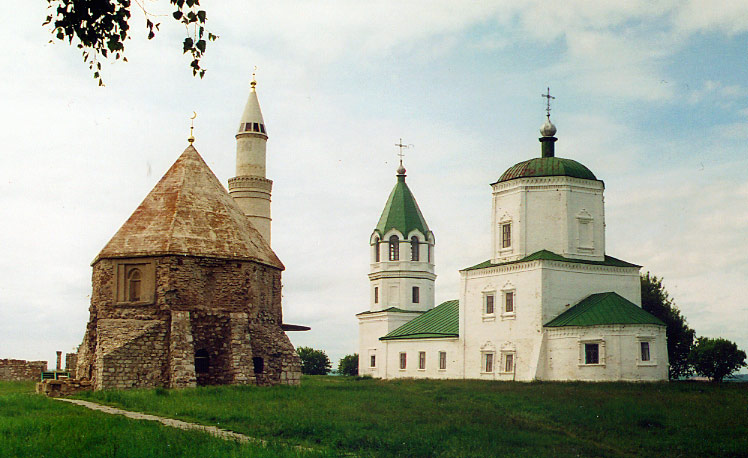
left=228, top=73, right=273, bottom=244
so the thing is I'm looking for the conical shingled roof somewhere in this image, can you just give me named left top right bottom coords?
left=94, top=145, right=283, bottom=269
left=374, top=174, right=430, bottom=237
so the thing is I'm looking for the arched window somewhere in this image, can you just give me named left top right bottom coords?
left=195, top=349, right=209, bottom=374
left=127, top=268, right=142, bottom=302
left=374, top=236, right=380, bottom=262
left=389, top=235, right=399, bottom=261
left=411, top=236, right=419, bottom=261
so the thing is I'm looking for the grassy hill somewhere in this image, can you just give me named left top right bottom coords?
left=2, top=377, right=746, bottom=457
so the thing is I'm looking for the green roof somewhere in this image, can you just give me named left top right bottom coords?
left=545, top=292, right=665, bottom=327
left=462, top=250, right=640, bottom=272
left=380, top=300, right=459, bottom=340
left=355, top=307, right=424, bottom=316
left=495, top=157, right=597, bottom=184
left=375, top=175, right=430, bottom=237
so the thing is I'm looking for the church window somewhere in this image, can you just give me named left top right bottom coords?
left=501, top=223, right=511, bottom=248
left=484, top=294, right=495, bottom=315
left=399, top=352, right=407, bottom=370
left=374, top=236, right=380, bottom=262
left=418, top=351, right=426, bottom=370
left=253, top=357, right=264, bottom=374
left=259, top=124, right=266, bottom=134
left=412, top=286, right=420, bottom=303
left=195, top=349, right=209, bottom=374
left=439, top=351, right=447, bottom=370
left=411, top=236, right=419, bottom=261
left=585, top=343, right=599, bottom=364
left=504, top=291, right=514, bottom=314
left=483, top=353, right=494, bottom=373
left=127, top=268, right=142, bottom=302
left=374, top=287, right=379, bottom=304
left=252, top=122, right=260, bottom=132
left=640, top=342, right=651, bottom=362
left=503, top=353, right=515, bottom=373
left=389, top=236, right=399, bottom=261
left=370, top=355, right=376, bottom=368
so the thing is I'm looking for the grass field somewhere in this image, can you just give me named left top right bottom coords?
left=0, top=381, right=331, bottom=458
left=2, top=377, right=746, bottom=457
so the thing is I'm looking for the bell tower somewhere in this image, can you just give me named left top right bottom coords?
left=228, top=76, right=273, bottom=244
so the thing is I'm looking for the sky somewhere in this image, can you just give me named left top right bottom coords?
left=1, top=1, right=747, bottom=371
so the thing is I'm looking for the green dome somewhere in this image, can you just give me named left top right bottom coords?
left=497, top=156, right=597, bottom=183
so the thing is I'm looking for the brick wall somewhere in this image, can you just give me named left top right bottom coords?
left=0, top=359, right=47, bottom=381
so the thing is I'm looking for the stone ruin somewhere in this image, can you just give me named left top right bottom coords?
left=72, top=145, right=301, bottom=390
left=0, top=359, right=47, bottom=381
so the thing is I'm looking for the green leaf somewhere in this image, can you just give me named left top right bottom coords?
left=172, top=10, right=183, bottom=20
left=197, top=10, right=206, bottom=22
left=196, top=39, right=205, bottom=53
left=183, top=37, right=194, bottom=53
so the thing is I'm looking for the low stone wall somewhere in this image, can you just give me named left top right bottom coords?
left=0, top=359, right=48, bottom=381
left=36, top=379, right=93, bottom=397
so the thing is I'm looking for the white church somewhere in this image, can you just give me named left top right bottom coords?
left=357, top=107, right=669, bottom=382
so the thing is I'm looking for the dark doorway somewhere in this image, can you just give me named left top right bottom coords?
left=252, top=357, right=264, bottom=374
left=195, top=349, right=209, bottom=374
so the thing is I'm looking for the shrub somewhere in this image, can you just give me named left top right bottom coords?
left=296, top=347, right=332, bottom=375
left=689, top=337, right=747, bottom=382
left=338, top=354, right=358, bottom=376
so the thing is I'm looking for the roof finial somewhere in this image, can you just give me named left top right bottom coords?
left=540, top=87, right=557, bottom=138
left=188, top=111, right=197, bottom=144
left=542, top=87, right=555, bottom=120
left=251, top=66, right=257, bottom=92
left=395, top=138, right=411, bottom=176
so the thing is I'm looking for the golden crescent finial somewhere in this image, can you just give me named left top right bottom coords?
left=251, top=66, right=257, bottom=91
left=188, top=111, right=196, bottom=144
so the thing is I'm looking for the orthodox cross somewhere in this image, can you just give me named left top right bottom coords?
left=395, top=138, right=411, bottom=165
left=541, top=87, right=555, bottom=119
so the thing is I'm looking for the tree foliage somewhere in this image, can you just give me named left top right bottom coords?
left=689, top=337, right=747, bottom=382
left=337, top=354, right=358, bottom=376
left=640, top=272, right=695, bottom=379
left=296, top=347, right=331, bottom=376
left=43, top=0, right=218, bottom=85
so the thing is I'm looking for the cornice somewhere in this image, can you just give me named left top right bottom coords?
left=368, top=270, right=437, bottom=281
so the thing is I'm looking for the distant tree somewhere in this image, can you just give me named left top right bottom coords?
left=296, top=347, right=331, bottom=375
left=689, top=337, right=747, bottom=382
left=43, top=0, right=218, bottom=85
left=641, top=272, right=696, bottom=379
left=338, top=354, right=359, bottom=376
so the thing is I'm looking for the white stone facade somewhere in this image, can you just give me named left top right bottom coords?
left=357, top=130, right=668, bottom=382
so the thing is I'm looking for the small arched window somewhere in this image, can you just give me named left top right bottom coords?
left=374, top=236, right=380, bottom=262
left=410, top=236, right=419, bottom=261
left=127, top=268, right=142, bottom=302
left=389, top=235, right=399, bottom=261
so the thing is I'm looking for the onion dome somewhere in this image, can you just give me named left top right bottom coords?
left=496, top=157, right=597, bottom=183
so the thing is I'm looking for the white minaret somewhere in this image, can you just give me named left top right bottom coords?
left=228, top=76, right=273, bottom=244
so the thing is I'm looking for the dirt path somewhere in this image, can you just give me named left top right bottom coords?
left=56, top=398, right=264, bottom=445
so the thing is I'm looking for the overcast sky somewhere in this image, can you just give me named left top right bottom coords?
left=1, top=1, right=747, bottom=371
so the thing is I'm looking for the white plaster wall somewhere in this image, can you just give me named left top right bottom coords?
left=542, top=264, right=641, bottom=325
left=357, top=311, right=422, bottom=377
left=461, top=263, right=544, bottom=381
left=382, top=338, right=462, bottom=379
left=492, top=177, right=605, bottom=263
left=542, top=325, right=668, bottom=381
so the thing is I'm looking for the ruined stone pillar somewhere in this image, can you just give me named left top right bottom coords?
left=169, top=311, right=197, bottom=388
